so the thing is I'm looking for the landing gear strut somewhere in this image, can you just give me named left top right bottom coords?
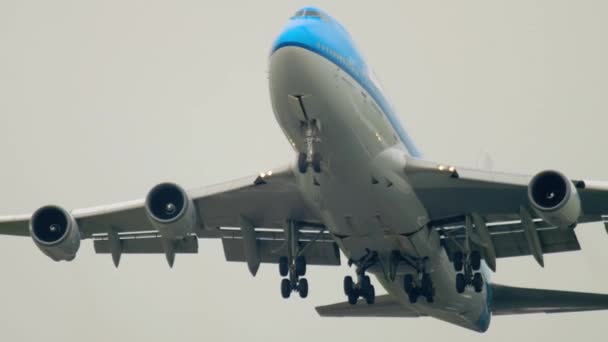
left=279, top=220, right=309, bottom=299
left=344, top=250, right=377, bottom=305
left=453, top=215, right=485, bottom=294
left=297, top=119, right=322, bottom=174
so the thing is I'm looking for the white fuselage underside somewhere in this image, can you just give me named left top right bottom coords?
left=269, top=46, right=490, bottom=332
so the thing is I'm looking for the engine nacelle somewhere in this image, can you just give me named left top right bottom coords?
left=145, top=182, right=197, bottom=238
left=29, top=205, right=81, bottom=261
left=528, top=170, right=581, bottom=228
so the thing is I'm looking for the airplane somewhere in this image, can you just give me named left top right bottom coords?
left=2, top=6, right=608, bottom=333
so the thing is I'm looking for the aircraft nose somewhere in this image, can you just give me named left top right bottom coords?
left=270, top=20, right=320, bottom=57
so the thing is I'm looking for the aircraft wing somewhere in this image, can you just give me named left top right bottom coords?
left=0, top=165, right=341, bottom=268
left=407, top=158, right=608, bottom=222
left=404, top=158, right=608, bottom=267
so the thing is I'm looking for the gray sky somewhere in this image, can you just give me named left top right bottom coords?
left=1, top=1, right=608, bottom=341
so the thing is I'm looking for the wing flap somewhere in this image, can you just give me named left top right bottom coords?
left=221, top=235, right=340, bottom=266
left=440, top=221, right=580, bottom=259
left=491, top=284, right=608, bottom=315
left=94, top=234, right=198, bottom=254
left=316, top=295, right=422, bottom=317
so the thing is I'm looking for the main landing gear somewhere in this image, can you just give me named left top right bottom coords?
left=400, top=255, right=435, bottom=304
left=297, top=119, right=322, bottom=174
left=343, top=250, right=377, bottom=305
left=279, top=220, right=309, bottom=299
left=279, top=255, right=308, bottom=299
left=453, top=250, right=484, bottom=294
left=403, top=272, right=436, bottom=304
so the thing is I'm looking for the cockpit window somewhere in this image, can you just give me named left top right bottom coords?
left=305, top=10, right=321, bottom=18
left=291, top=9, right=328, bottom=21
left=292, top=10, right=305, bottom=18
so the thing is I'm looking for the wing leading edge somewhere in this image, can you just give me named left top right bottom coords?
left=0, top=165, right=342, bottom=269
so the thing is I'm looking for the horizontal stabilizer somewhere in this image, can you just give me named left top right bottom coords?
left=316, top=295, right=422, bottom=318
left=491, top=284, right=608, bottom=315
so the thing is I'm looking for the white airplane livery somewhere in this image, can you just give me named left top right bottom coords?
left=2, top=7, right=608, bottom=332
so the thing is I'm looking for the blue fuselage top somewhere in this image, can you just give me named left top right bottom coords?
left=270, top=7, right=422, bottom=158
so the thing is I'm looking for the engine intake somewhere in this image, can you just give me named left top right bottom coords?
left=145, top=183, right=197, bottom=238
left=29, top=205, right=81, bottom=261
left=528, top=170, right=581, bottom=228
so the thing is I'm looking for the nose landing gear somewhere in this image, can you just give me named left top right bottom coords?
left=297, top=119, right=322, bottom=174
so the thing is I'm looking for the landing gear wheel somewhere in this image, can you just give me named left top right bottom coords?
left=348, top=291, right=358, bottom=305
left=295, top=255, right=307, bottom=277
left=298, top=278, right=309, bottom=298
left=279, top=256, right=289, bottom=277
left=311, top=152, right=322, bottom=173
left=456, top=273, right=466, bottom=294
left=421, top=274, right=434, bottom=298
left=297, top=153, right=308, bottom=174
left=408, top=288, right=419, bottom=304
left=473, top=273, right=484, bottom=293
left=403, top=274, right=415, bottom=294
left=343, top=276, right=354, bottom=296
left=471, top=250, right=482, bottom=271
left=281, top=278, right=291, bottom=299
left=365, top=285, right=376, bottom=305
left=422, top=277, right=435, bottom=302
left=453, top=251, right=464, bottom=272
left=361, top=275, right=371, bottom=291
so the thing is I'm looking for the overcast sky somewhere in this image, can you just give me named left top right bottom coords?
left=1, top=1, right=608, bottom=341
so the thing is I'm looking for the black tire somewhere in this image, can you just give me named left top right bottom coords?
left=312, top=152, right=322, bottom=173
left=453, top=251, right=464, bottom=272
left=473, top=273, right=484, bottom=293
left=343, top=276, right=354, bottom=296
left=361, top=275, right=371, bottom=292
left=281, top=278, right=291, bottom=299
left=421, top=273, right=433, bottom=297
left=348, top=291, right=358, bottom=305
left=456, top=273, right=466, bottom=294
left=298, top=278, right=309, bottom=298
left=297, top=153, right=308, bottom=174
left=295, top=255, right=306, bottom=277
left=471, top=250, right=482, bottom=271
left=279, top=256, right=289, bottom=277
left=365, top=285, right=375, bottom=305
left=408, top=288, right=419, bottom=304
left=403, top=274, right=415, bottom=294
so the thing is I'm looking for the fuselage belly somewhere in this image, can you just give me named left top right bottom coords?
left=268, top=12, right=491, bottom=332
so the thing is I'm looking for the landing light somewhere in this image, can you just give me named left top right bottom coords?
left=260, top=170, right=273, bottom=178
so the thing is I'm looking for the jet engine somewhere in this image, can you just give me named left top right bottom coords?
left=29, top=205, right=81, bottom=261
left=145, top=182, right=197, bottom=238
left=528, top=170, right=581, bottom=228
